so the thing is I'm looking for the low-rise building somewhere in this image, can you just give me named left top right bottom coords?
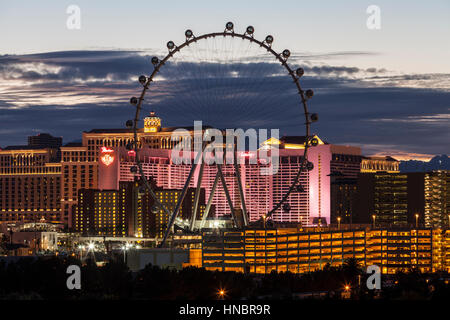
left=200, top=227, right=449, bottom=274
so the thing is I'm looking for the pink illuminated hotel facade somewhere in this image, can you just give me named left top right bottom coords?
left=98, top=138, right=338, bottom=226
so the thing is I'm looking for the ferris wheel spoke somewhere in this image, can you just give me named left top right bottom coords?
left=233, top=151, right=249, bottom=226
left=217, top=163, right=237, bottom=227
left=189, top=161, right=205, bottom=231
left=200, top=170, right=220, bottom=229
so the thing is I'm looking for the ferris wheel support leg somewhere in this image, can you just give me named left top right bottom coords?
left=200, top=171, right=220, bottom=229
left=190, top=161, right=205, bottom=231
left=159, top=149, right=203, bottom=248
left=233, top=153, right=249, bottom=227
left=217, top=164, right=238, bottom=227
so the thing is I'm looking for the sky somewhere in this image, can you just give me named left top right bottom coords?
left=0, top=0, right=449, bottom=160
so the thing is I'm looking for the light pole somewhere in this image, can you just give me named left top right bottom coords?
left=122, top=242, right=132, bottom=263
left=122, top=245, right=128, bottom=263
left=372, top=215, right=376, bottom=229
left=78, top=245, right=84, bottom=260
left=415, top=213, right=419, bottom=228
left=262, top=215, right=266, bottom=229
left=87, top=242, right=96, bottom=262
left=337, top=216, right=341, bottom=230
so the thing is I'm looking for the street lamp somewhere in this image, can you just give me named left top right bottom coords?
left=372, top=215, right=376, bottom=229
left=341, top=284, right=351, bottom=299
left=337, top=216, right=341, bottom=230
left=218, top=289, right=226, bottom=300
left=262, top=215, right=266, bottom=229
left=415, top=213, right=419, bottom=228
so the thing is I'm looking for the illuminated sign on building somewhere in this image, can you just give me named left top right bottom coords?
left=100, top=147, right=115, bottom=166
left=144, top=111, right=162, bottom=133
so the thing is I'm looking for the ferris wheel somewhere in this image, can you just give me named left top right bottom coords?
left=126, top=22, right=318, bottom=247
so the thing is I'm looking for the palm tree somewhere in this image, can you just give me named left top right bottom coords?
left=342, top=258, right=363, bottom=279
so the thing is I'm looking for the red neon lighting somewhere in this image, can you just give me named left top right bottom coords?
left=239, top=151, right=255, bottom=158
left=101, top=146, right=114, bottom=153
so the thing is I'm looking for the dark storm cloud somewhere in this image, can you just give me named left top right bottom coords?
left=0, top=50, right=448, bottom=158
left=0, top=50, right=384, bottom=83
left=0, top=103, right=131, bottom=145
left=307, top=87, right=450, bottom=156
left=0, top=50, right=151, bottom=81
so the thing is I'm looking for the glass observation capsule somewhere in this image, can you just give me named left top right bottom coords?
left=130, top=97, right=138, bottom=105
left=265, top=35, right=274, bottom=44
left=305, top=89, right=314, bottom=99
left=310, top=113, right=319, bottom=122
left=151, top=206, right=159, bottom=213
left=282, top=49, right=290, bottom=58
left=310, top=137, right=319, bottom=146
left=138, top=75, right=146, bottom=84
left=151, top=57, right=159, bottom=65
left=167, top=41, right=175, bottom=50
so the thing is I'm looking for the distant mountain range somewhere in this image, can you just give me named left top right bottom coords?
left=400, top=154, right=450, bottom=172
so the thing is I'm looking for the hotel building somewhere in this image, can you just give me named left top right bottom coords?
left=354, top=172, right=425, bottom=227
left=330, top=173, right=358, bottom=225
left=328, top=144, right=362, bottom=225
left=76, top=183, right=132, bottom=237
left=61, top=143, right=97, bottom=226
left=425, top=170, right=450, bottom=229
left=74, top=178, right=205, bottom=238
left=0, top=146, right=61, bottom=223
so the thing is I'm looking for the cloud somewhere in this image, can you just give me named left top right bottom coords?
left=0, top=50, right=448, bottom=160
left=289, top=51, right=380, bottom=61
